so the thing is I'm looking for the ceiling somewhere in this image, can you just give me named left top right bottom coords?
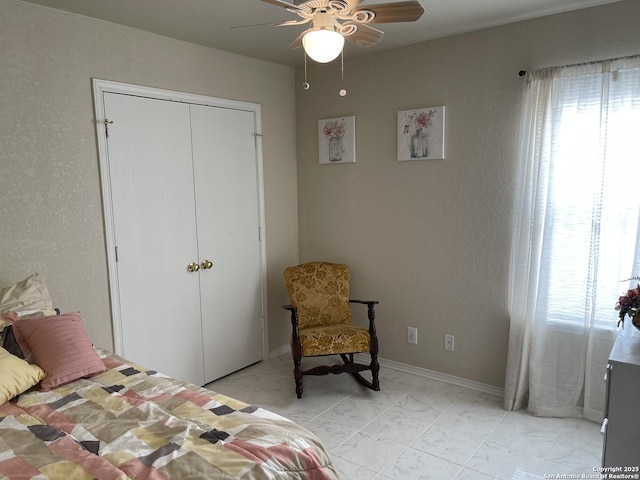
left=22, top=0, right=622, bottom=66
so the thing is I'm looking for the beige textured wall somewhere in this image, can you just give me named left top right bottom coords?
left=294, top=0, right=640, bottom=387
left=0, top=0, right=298, bottom=353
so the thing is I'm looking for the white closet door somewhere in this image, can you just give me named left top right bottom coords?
left=104, top=93, right=205, bottom=386
left=190, top=104, right=264, bottom=383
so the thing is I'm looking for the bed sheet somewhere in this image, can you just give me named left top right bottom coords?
left=0, top=349, right=338, bottom=480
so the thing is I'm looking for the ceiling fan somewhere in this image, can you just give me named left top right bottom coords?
left=261, top=0, right=425, bottom=63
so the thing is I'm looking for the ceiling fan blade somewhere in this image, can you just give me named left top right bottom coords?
left=260, top=0, right=306, bottom=13
left=344, top=23, right=384, bottom=48
left=288, top=30, right=306, bottom=49
left=355, top=1, right=424, bottom=23
left=343, top=0, right=365, bottom=12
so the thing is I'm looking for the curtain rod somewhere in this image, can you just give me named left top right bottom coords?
left=518, top=53, right=640, bottom=77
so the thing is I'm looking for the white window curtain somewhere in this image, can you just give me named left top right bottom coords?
left=504, top=56, right=640, bottom=422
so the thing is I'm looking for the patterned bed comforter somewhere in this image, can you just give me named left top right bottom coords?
left=0, top=349, right=338, bottom=480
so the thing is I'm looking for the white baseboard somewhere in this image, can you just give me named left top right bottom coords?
left=269, top=345, right=504, bottom=398
left=354, top=353, right=504, bottom=398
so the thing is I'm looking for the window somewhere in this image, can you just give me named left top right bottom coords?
left=532, top=62, right=640, bottom=329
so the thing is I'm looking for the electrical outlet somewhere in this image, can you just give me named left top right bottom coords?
left=407, top=327, right=418, bottom=344
left=444, top=334, right=454, bottom=351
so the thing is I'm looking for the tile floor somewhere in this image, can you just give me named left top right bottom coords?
left=207, top=355, right=603, bottom=480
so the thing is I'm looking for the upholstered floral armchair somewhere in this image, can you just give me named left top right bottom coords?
left=283, top=262, right=380, bottom=398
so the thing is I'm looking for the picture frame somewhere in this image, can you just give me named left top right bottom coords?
left=397, top=106, right=445, bottom=161
left=318, top=116, right=356, bottom=164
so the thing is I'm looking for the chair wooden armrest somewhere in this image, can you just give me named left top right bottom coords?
left=349, top=299, right=379, bottom=305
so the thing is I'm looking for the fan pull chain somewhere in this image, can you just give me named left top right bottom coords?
left=339, top=50, right=347, bottom=97
left=302, top=53, right=310, bottom=90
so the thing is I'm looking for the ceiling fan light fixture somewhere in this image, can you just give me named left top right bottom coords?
left=302, top=28, right=344, bottom=63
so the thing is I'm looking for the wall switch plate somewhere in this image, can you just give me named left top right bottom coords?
left=444, top=334, right=454, bottom=351
left=407, top=327, right=418, bottom=344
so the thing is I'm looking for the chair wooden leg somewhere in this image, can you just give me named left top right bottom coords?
left=368, top=301, right=380, bottom=391
left=370, top=351, right=380, bottom=391
left=370, top=330, right=380, bottom=391
left=292, top=343, right=303, bottom=399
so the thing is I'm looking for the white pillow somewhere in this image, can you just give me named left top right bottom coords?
left=0, top=274, right=53, bottom=314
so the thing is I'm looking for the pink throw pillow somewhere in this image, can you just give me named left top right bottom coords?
left=13, top=312, right=106, bottom=390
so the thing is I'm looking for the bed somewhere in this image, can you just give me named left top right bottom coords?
left=0, top=274, right=339, bottom=479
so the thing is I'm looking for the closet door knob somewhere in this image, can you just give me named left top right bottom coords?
left=201, top=259, right=213, bottom=270
left=187, top=262, right=200, bottom=272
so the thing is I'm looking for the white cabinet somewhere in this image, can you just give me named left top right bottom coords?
left=601, top=326, right=640, bottom=467
left=94, top=81, right=266, bottom=386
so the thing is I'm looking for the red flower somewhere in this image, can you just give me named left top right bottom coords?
left=407, top=110, right=437, bottom=130
left=615, top=283, right=640, bottom=327
left=323, top=120, right=345, bottom=139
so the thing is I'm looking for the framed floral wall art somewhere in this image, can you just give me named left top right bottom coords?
left=318, top=116, right=356, bottom=164
left=397, top=106, right=445, bottom=161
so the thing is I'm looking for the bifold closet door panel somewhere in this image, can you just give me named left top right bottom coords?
left=190, top=104, right=263, bottom=383
left=104, top=93, right=205, bottom=386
